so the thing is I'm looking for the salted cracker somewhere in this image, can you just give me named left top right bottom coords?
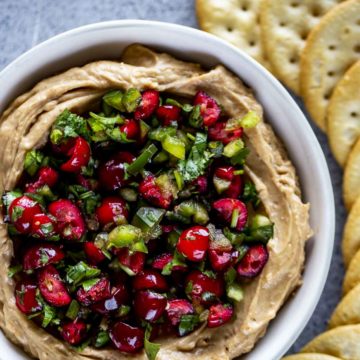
left=300, top=0, right=360, bottom=131
left=328, top=60, right=360, bottom=167
left=260, top=0, right=341, bottom=94
left=196, top=0, right=270, bottom=68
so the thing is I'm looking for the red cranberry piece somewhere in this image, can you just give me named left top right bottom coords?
left=84, top=242, right=106, bottom=265
left=60, top=136, right=91, bottom=173
left=30, top=213, right=58, bottom=239
left=208, top=121, right=243, bottom=144
left=120, top=119, right=140, bottom=140
left=75, top=174, right=98, bottom=191
left=98, top=151, right=135, bottom=191
left=209, top=249, right=239, bottom=272
left=237, top=244, right=269, bottom=278
left=76, top=277, right=111, bottom=306
left=92, top=283, right=129, bottom=314
left=207, top=304, right=233, bottom=328
left=117, top=248, right=145, bottom=275
left=15, top=279, right=43, bottom=314
left=214, top=166, right=243, bottom=199
left=152, top=253, right=173, bottom=271
left=193, top=90, right=221, bottom=127
left=95, top=196, right=129, bottom=228
left=177, top=226, right=210, bottom=262
left=166, top=299, right=194, bottom=326
left=134, top=90, right=160, bottom=121
left=61, top=319, right=87, bottom=345
left=48, top=199, right=86, bottom=241
left=192, top=175, right=208, bottom=194
left=37, top=265, right=71, bottom=307
left=212, top=198, right=248, bottom=231
left=132, top=269, right=168, bottom=292
left=25, top=166, right=59, bottom=193
left=156, top=105, right=181, bottom=126
left=186, top=270, right=224, bottom=304
left=23, top=243, right=64, bottom=271
left=139, top=175, right=172, bottom=209
left=8, top=195, right=43, bottom=234
left=109, top=322, right=144, bottom=353
left=134, top=290, right=167, bottom=322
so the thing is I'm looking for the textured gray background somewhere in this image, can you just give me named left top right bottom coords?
left=0, top=0, right=345, bottom=356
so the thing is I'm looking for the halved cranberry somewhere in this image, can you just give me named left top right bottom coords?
left=109, top=322, right=144, bottom=353
left=23, top=243, right=64, bottom=270
left=60, top=319, right=87, bottom=345
left=25, top=166, right=59, bottom=193
left=95, top=196, right=129, bottom=228
left=177, top=226, right=209, bottom=262
left=92, top=283, right=129, bottom=314
left=214, top=166, right=243, bottom=198
left=132, top=269, right=168, bottom=291
left=37, top=265, right=71, bottom=307
left=208, top=121, right=243, bottom=144
left=156, top=105, right=181, bottom=126
left=8, top=195, right=43, bottom=234
left=209, top=249, right=239, bottom=272
left=134, top=290, right=167, bottom=322
left=186, top=270, right=224, bottom=304
left=76, top=277, right=111, bottom=306
left=117, top=248, right=145, bottom=275
left=98, top=151, right=135, bottom=191
left=138, top=175, right=172, bottom=209
left=166, top=299, right=194, bottom=326
left=237, top=244, right=269, bottom=278
left=60, top=136, right=91, bottom=173
left=30, top=213, right=58, bottom=239
left=134, top=90, right=160, bottom=121
left=193, top=91, right=221, bottom=127
left=212, top=198, right=248, bottom=231
left=15, top=279, right=42, bottom=314
left=192, top=175, right=208, bottom=194
left=48, top=199, right=86, bottom=241
left=152, top=253, right=173, bottom=271
left=84, top=242, right=106, bottom=265
left=207, top=304, right=233, bottom=328
left=120, top=119, right=140, bottom=140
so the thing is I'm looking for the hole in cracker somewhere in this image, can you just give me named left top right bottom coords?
left=227, top=27, right=234, bottom=32
left=289, top=57, right=297, bottom=64
left=241, top=4, right=248, bottom=11
left=311, top=4, right=322, bottom=17
left=300, top=29, right=309, bottom=40
left=290, top=2, right=299, bottom=7
left=354, top=44, right=360, bottom=53
left=280, top=21, right=286, bottom=27
left=328, top=44, right=337, bottom=51
left=249, top=40, right=256, bottom=47
left=357, top=19, right=360, bottom=26
left=344, top=27, right=351, bottom=34
left=327, top=70, right=335, bottom=77
left=324, top=92, right=331, bottom=100
left=351, top=112, right=358, bottom=118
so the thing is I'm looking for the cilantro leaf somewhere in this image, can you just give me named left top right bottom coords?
left=144, top=325, right=160, bottom=360
left=242, top=181, right=260, bottom=207
left=178, top=314, right=200, bottom=337
left=66, top=261, right=101, bottom=287
left=24, top=150, right=44, bottom=176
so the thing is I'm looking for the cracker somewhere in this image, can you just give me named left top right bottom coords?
left=300, top=0, right=360, bottom=131
left=283, top=355, right=341, bottom=360
left=260, top=0, right=341, bottom=94
left=302, top=325, right=360, bottom=359
left=344, top=137, right=360, bottom=209
left=342, top=195, right=360, bottom=267
left=329, top=283, right=360, bottom=328
left=343, top=248, right=360, bottom=294
left=196, top=0, right=270, bottom=68
left=328, top=60, right=360, bottom=166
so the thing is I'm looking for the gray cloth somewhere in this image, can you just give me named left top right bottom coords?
left=0, top=0, right=345, bottom=355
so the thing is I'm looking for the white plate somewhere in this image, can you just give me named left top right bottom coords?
left=0, top=20, right=335, bottom=360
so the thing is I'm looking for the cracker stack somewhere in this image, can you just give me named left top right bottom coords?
left=196, top=0, right=360, bottom=358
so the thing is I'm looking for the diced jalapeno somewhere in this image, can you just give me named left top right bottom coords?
left=132, top=207, right=165, bottom=240
left=126, top=144, right=158, bottom=176
left=223, top=139, right=245, bottom=158
left=107, top=224, right=146, bottom=253
left=162, top=135, right=186, bottom=160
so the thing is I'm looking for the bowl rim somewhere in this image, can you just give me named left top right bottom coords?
left=0, top=19, right=335, bottom=360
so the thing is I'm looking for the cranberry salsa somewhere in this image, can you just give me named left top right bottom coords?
left=2, top=88, right=273, bottom=358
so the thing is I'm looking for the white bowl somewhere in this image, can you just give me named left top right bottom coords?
left=0, top=20, right=334, bottom=360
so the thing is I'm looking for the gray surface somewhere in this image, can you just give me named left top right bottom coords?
left=0, top=0, right=345, bottom=356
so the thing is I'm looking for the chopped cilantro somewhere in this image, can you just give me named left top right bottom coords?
left=24, top=150, right=44, bottom=176
left=144, top=325, right=161, bottom=360
left=178, top=314, right=200, bottom=337
left=66, top=261, right=101, bottom=287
